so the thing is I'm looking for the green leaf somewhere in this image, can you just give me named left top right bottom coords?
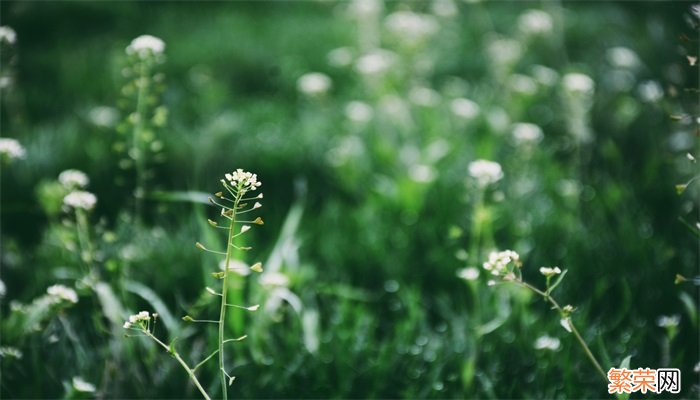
left=615, top=355, right=632, bottom=400
left=124, top=280, right=179, bottom=335
left=675, top=184, right=687, bottom=195
left=168, top=337, right=178, bottom=355
left=548, top=269, right=568, bottom=295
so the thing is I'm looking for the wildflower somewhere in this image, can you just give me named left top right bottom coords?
left=72, top=377, right=96, bottom=393
left=0, top=26, right=16, bottom=45
left=327, top=47, right=354, bottom=68
left=355, top=49, right=395, bottom=76
left=384, top=11, right=439, bottom=45
left=47, top=284, right=78, bottom=304
left=534, top=335, right=561, bottom=351
left=0, top=138, right=26, bottom=160
left=124, top=311, right=151, bottom=329
left=260, top=271, right=290, bottom=288
left=482, top=250, right=520, bottom=276
left=345, top=101, right=373, bottom=122
left=560, top=317, right=572, bottom=333
left=126, top=34, right=165, bottom=58
left=63, top=191, right=97, bottom=211
left=518, top=9, right=553, bottom=35
left=562, top=72, right=594, bottom=94
left=487, top=38, right=522, bottom=67
left=58, top=169, right=89, bottom=189
left=468, top=159, right=503, bottom=187
left=88, top=106, right=119, bottom=128
left=450, top=98, right=480, bottom=120
left=638, top=80, right=663, bottom=102
left=297, top=72, right=331, bottom=96
left=531, top=65, right=559, bottom=86
left=223, top=169, right=262, bottom=192
left=0, top=346, right=22, bottom=359
left=347, top=0, right=382, bottom=18
left=606, top=46, right=640, bottom=69
left=539, top=266, right=562, bottom=277
left=512, top=123, right=543, bottom=145
left=409, top=87, right=440, bottom=107
left=457, top=267, right=480, bottom=281
left=656, top=315, right=680, bottom=328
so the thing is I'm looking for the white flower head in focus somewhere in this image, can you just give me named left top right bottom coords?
left=126, top=34, right=165, bottom=58
left=482, top=250, right=520, bottom=276
left=223, top=169, right=262, bottom=192
left=58, top=169, right=89, bottom=189
left=63, top=191, right=97, bottom=211
left=468, top=159, right=503, bottom=187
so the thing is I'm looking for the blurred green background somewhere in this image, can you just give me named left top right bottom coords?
left=1, top=1, right=698, bottom=398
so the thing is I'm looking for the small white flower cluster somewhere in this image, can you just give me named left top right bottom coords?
left=512, top=123, right=543, bottom=145
left=72, top=377, right=96, bottom=393
left=58, top=169, right=89, bottom=189
left=224, top=169, right=262, bottom=192
left=355, top=49, right=395, bottom=76
left=534, top=335, right=561, bottom=351
left=483, top=250, right=520, bottom=276
left=47, top=284, right=78, bottom=304
left=123, top=311, right=151, bottom=329
left=345, top=101, right=373, bottom=123
left=539, top=266, right=562, bottom=277
left=456, top=267, right=480, bottom=281
left=126, top=34, right=165, bottom=58
left=0, top=26, right=17, bottom=45
left=63, top=191, right=97, bottom=211
left=450, top=98, right=480, bottom=120
left=656, top=314, right=680, bottom=328
left=562, top=72, right=594, bottom=94
left=518, top=9, right=553, bottom=35
left=468, top=159, right=503, bottom=188
left=297, top=72, right=331, bottom=96
left=0, top=138, right=26, bottom=160
left=384, top=11, right=439, bottom=45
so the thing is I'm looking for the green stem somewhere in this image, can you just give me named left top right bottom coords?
left=514, top=280, right=608, bottom=383
left=133, top=61, right=150, bottom=221
left=218, top=197, right=239, bottom=400
left=144, top=330, right=211, bottom=400
left=74, top=209, right=94, bottom=270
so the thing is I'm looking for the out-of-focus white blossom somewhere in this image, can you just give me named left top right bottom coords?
left=0, top=138, right=26, bottom=160
left=88, top=106, right=119, bottom=128
left=47, top=284, right=78, bottom=304
left=487, top=38, right=522, bottom=67
left=606, top=46, right=640, bottom=69
left=431, top=0, right=458, bottom=17
left=347, top=0, right=382, bottom=18
left=327, top=47, right=354, bottom=68
left=58, top=169, right=89, bottom=189
left=297, top=72, right=331, bottom=96
left=450, top=98, right=480, bottom=120
left=260, top=271, right=290, bottom=288
left=518, top=9, right=553, bottom=35
left=384, top=11, right=439, bottom=45
left=0, top=26, right=16, bottom=45
left=409, top=164, right=436, bottom=183
left=72, top=377, right=96, bottom=393
left=63, top=191, right=97, bottom=211
left=345, top=101, right=374, bottom=122
left=656, top=314, right=680, bottom=328
left=126, top=35, right=165, bottom=58
left=409, top=86, right=440, bottom=107
left=638, top=80, right=663, bottom=102
left=534, top=335, right=561, bottom=351
left=355, top=49, right=395, bottom=76
left=468, top=159, right=503, bottom=187
left=512, top=123, right=544, bottom=145
left=482, top=250, right=520, bottom=276
left=457, top=267, right=480, bottom=281
left=532, top=65, right=559, bottom=86
left=509, top=74, right=538, bottom=95
left=563, top=72, right=594, bottom=94
left=539, top=266, right=562, bottom=277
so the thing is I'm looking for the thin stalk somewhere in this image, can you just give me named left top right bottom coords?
left=143, top=330, right=210, bottom=400
left=133, top=60, right=149, bottom=221
left=514, top=279, right=608, bottom=382
left=218, top=195, right=239, bottom=400
left=74, top=209, right=94, bottom=270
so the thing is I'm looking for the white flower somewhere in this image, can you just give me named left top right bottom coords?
left=431, top=0, right=458, bottom=17
left=532, top=65, right=559, bottom=86
left=487, top=38, right=522, bottom=66
left=409, top=87, right=440, bottom=107
left=534, top=335, right=561, bottom=351
left=539, top=266, right=562, bottom=277
left=482, top=250, right=520, bottom=276
left=125, top=311, right=151, bottom=328
left=518, top=9, right=553, bottom=35
left=638, top=80, right=663, bottom=102
left=409, top=164, right=436, bottom=183
left=260, top=271, right=290, bottom=288
left=0, top=26, right=16, bottom=45
left=355, top=49, right=395, bottom=76
left=457, top=267, right=480, bottom=281
left=88, top=106, right=119, bottom=128
left=0, top=279, right=5, bottom=297
left=384, top=11, right=439, bottom=45
left=72, top=377, right=96, bottom=393
left=58, top=169, right=89, bottom=189
left=126, top=34, right=165, bottom=58
left=606, top=46, right=640, bottom=69
left=47, top=284, right=78, bottom=304
left=509, top=74, right=538, bottom=96
left=562, top=72, right=594, bottom=94
left=223, top=169, right=262, bottom=192
left=0, top=346, right=22, bottom=359
left=347, top=0, right=382, bottom=18
left=297, top=72, right=331, bottom=96
left=468, top=159, right=503, bottom=187
left=656, top=314, right=680, bottom=328
left=345, top=101, right=373, bottom=122
left=512, top=123, right=543, bottom=145
left=0, top=138, right=26, bottom=160
left=560, top=317, right=572, bottom=333
left=240, top=225, right=251, bottom=233
left=450, top=98, right=480, bottom=120
left=63, top=191, right=97, bottom=211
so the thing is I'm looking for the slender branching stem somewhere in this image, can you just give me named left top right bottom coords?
left=513, top=279, right=607, bottom=382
